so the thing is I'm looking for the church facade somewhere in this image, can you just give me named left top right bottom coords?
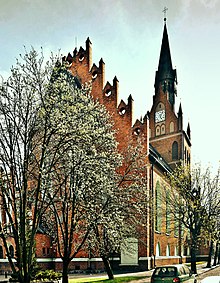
left=48, top=19, right=194, bottom=271
left=0, top=20, right=207, bottom=273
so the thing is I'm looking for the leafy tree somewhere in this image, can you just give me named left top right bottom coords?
left=201, top=166, right=220, bottom=268
left=41, top=63, right=123, bottom=283
left=166, top=164, right=220, bottom=274
left=0, top=49, right=79, bottom=283
left=87, top=139, right=148, bottom=279
left=42, top=63, right=149, bottom=281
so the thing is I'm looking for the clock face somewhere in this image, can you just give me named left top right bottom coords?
left=155, top=110, right=165, bottom=123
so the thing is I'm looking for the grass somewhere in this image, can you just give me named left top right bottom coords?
left=69, top=275, right=146, bottom=283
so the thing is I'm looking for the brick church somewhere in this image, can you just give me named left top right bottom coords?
left=38, top=18, right=193, bottom=271
left=2, top=19, right=205, bottom=273
left=37, top=19, right=195, bottom=272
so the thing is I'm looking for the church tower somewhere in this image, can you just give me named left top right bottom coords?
left=148, top=19, right=191, bottom=169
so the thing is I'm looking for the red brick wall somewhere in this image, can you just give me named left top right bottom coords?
left=35, top=233, right=54, bottom=258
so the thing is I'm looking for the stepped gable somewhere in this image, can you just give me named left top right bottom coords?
left=63, top=38, right=149, bottom=154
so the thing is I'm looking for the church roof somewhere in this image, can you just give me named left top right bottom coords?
left=149, top=144, right=172, bottom=174
left=155, top=23, right=177, bottom=88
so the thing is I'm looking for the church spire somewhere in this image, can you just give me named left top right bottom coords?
left=154, top=19, right=177, bottom=110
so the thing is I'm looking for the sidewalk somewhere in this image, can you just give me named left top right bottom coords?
left=0, top=263, right=217, bottom=282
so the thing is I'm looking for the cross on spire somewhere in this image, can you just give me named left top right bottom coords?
left=162, top=7, right=168, bottom=22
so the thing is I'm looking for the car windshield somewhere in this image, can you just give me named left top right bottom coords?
left=154, top=267, right=177, bottom=277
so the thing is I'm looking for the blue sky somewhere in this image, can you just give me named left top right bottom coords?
left=0, top=0, right=219, bottom=173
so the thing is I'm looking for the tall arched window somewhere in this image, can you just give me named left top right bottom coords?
left=175, top=246, right=178, bottom=256
left=156, top=242, right=161, bottom=256
left=155, top=181, right=162, bottom=232
left=166, top=244, right=170, bottom=256
left=170, top=121, right=174, bottom=133
left=172, top=141, right=178, bottom=160
left=166, top=191, right=171, bottom=234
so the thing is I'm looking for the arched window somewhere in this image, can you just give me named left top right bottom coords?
left=166, top=244, right=170, bottom=256
left=166, top=191, right=171, bottom=234
left=174, top=246, right=178, bottom=256
left=156, top=242, right=161, bottom=256
left=172, top=141, right=178, bottom=160
left=155, top=181, right=162, bottom=232
left=155, top=102, right=165, bottom=112
left=0, top=246, right=3, bottom=259
left=170, top=121, right=174, bottom=133
left=161, top=124, right=165, bottom=135
left=156, top=126, right=161, bottom=136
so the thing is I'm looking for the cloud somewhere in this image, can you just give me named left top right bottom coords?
left=200, top=0, right=218, bottom=8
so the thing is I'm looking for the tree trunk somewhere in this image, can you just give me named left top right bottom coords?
left=206, top=240, right=213, bottom=268
left=62, top=260, right=69, bottom=283
left=190, top=242, right=197, bottom=274
left=213, top=242, right=218, bottom=266
left=218, top=247, right=220, bottom=264
left=102, top=256, right=114, bottom=279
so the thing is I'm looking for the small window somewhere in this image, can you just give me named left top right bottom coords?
left=79, top=54, right=85, bottom=62
left=134, top=128, right=141, bottom=135
left=156, top=126, right=160, bottom=136
left=155, top=102, right=165, bottom=112
left=105, top=89, right=112, bottom=97
left=161, top=124, right=165, bottom=134
left=119, top=107, right=126, bottom=115
left=92, top=71, right=98, bottom=79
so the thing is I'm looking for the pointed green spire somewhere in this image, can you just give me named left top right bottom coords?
left=155, top=22, right=177, bottom=109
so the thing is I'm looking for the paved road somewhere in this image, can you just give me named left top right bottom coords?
left=197, top=265, right=220, bottom=282
left=126, top=264, right=220, bottom=283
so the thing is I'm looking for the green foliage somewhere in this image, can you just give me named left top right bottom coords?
left=34, top=270, right=62, bottom=282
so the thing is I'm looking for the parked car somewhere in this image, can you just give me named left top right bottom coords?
left=151, top=264, right=197, bottom=283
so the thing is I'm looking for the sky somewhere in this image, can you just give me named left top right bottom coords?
left=0, top=0, right=219, bottom=173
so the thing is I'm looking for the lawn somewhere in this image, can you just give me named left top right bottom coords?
left=69, top=275, right=145, bottom=283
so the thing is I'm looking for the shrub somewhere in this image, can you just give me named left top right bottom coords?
left=35, top=270, right=62, bottom=282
